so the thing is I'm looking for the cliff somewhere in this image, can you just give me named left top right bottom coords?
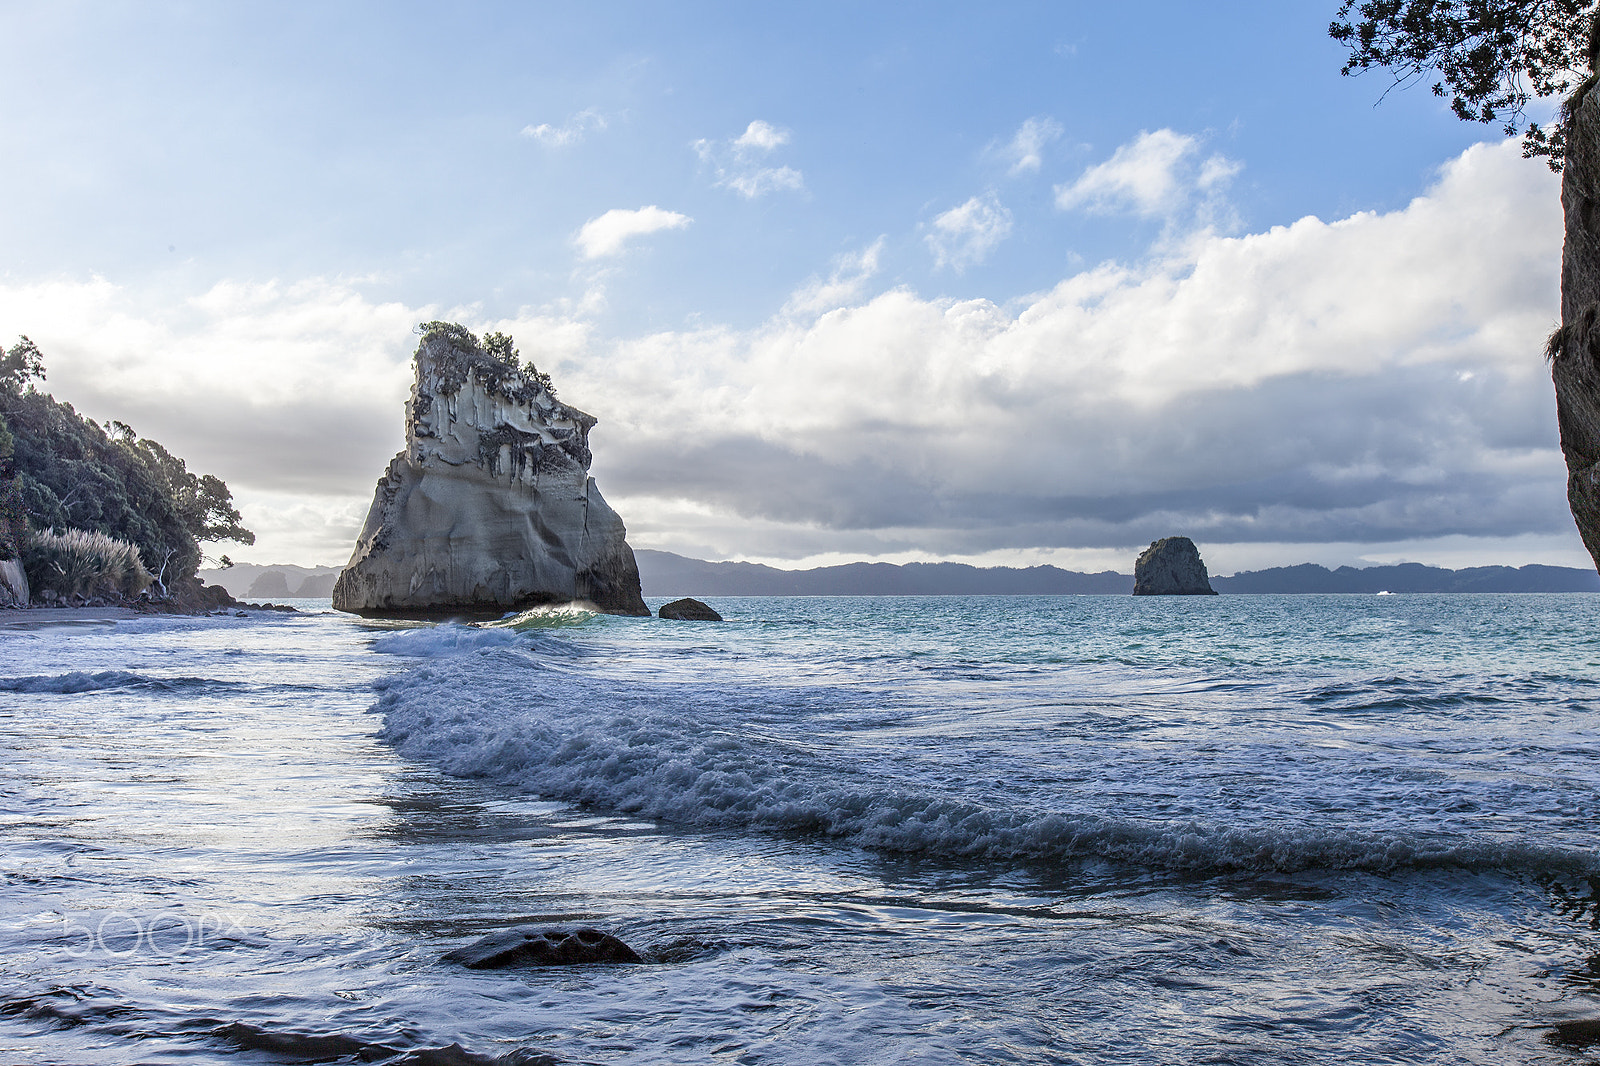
left=1553, top=23, right=1600, bottom=570
left=332, top=326, right=648, bottom=617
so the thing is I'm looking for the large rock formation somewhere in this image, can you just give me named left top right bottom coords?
left=1553, top=22, right=1600, bottom=570
left=333, top=325, right=648, bottom=617
left=1133, top=536, right=1217, bottom=596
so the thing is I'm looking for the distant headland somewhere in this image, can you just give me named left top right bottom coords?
left=201, top=551, right=1600, bottom=599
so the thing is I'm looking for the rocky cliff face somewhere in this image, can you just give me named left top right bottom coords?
left=1553, top=25, right=1600, bottom=570
left=333, top=328, right=648, bottom=616
left=1132, top=536, right=1217, bottom=596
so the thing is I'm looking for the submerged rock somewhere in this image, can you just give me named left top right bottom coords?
left=658, top=597, right=722, bottom=621
left=1553, top=23, right=1600, bottom=571
left=333, top=325, right=648, bottom=617
left=442, top=925, right=641, bottom=969
left=1132, top=536, right=1217, bottom=596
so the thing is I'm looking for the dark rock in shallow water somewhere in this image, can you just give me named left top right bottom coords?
left=657, top=597, right=722, bottom=621
left=442, top=925, right=641, bottom=969
left=211, top=1022, right=553, bottom=1065
left=1133, top=536, right=1217, bottom=596
left=1549, top=1018, right=1600, bottom=1047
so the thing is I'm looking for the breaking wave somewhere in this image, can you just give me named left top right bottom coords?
left=0, top=671, right=221, bottom=694
left=375, top=648, right=1598, bottom=879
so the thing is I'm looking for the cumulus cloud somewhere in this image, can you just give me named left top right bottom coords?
left=563, top=140, right=1563, bottom=561
left=574, top=205, right=691, bottom=258
left=0, top=140, right=1569, bottom=568
left=925, top=193, right=1013, bottom=271
left=1002, top=116, right=1062, bottom=175
left=695, top=120, right=806, bottom=198
left=1055, top=128, right=1240, bottom=220
left=521, top=108, right=607, bottom=147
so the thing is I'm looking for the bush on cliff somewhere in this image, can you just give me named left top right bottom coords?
left=0, top=336, right=253, bottom=590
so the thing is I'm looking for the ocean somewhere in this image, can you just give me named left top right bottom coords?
left=2, top=593, right=1599, bottom=1064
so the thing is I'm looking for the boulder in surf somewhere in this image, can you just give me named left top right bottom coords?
left=657, top=597, right=722, bottom=621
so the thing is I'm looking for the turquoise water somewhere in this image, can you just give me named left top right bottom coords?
left=2, top=594, right=1600, bottom=1063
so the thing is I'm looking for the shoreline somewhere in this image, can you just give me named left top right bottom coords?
left=0, top=604, right=296, bottom=629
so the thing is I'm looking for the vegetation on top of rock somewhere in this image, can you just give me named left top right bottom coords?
left=0, top=336, right=253, bottom=592
left=416, top=321, right=561, bottom=404
left=1329, top=0, right=1599, bottom=170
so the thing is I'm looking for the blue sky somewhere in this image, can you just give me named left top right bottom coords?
left=0, top=2, right=1579, bottom=572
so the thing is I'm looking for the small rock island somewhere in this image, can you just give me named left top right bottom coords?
left=1133, top=536, right=1218, bottom=596
left=332, top=323, right=649, bottom=617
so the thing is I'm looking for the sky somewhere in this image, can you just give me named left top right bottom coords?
left=0, top=1, right=1581, bottom=574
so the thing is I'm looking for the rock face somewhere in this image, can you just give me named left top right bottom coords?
left=333, top=327, right=649, bottom=617
left=0, top=559, right=27, bottom=608
left=657, top=597, right=722, bottom=621
left=441, top=926, right=641, bottom=969
left=1133, top=536, right=1217, bottom=596
left=1553, top=25, right=1600, bottom=571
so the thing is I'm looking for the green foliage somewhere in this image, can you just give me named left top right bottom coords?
left=0, top=336, right=44, bottom=392
left=22, top=526, right=154, bottom=600
left=1330, top=0, right=1598, bottom=171
left=0, top=478, right=23, bottom=562
left=416, top=320, right=483, bottom=353
left=416, top=321, right=558, bottom=401
left=0, top=337, right=253, bottom=585
left=483, top=331, right=518, bottom=364
left=126, top=435, right=255, bottom=545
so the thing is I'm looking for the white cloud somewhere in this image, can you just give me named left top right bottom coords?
left=0, top=141, right=1570, bottom=569
left=735, top=119, right=789, bottom=152
left=1003, top=116, right=1062, bottom=175
left=926, top=193, right=1013, bottom=271
left=574, top=205, right=692, bottom=258
left=521, top=108, right=607, bottom=147
left=564, top=140, right=1563, bottom=560
left=784, top=237, right=886, bottom=317
left=724, top=165, right=805, bottom=198
left=695, top=120, right=806, bottom=199
left=1055, top=129, right=1239, bottom=219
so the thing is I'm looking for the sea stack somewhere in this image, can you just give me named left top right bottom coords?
left=1132, top=536, right=1217, bottom=596
left=332, top=323, right=649, bottom=617
left=1552, top=19, right=1600, bottom=571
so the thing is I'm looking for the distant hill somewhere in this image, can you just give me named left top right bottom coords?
left=637, top=550, right=1131, bottom=596
left=637, top=550, right=1600, bottom=597
left=1211, top=562, right=1600, bottom=594
left=198, top=553, right=1600, bottom=601
left=197, top=562, right=343, bottom=599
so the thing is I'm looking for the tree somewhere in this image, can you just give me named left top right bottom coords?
left=1330, top=0, right=1599, bottom=170
left=0, top=336, right=44, bottom=392
left=126, top=435, right=255, bottom=546
left=0, top=339, right=253, bottom=583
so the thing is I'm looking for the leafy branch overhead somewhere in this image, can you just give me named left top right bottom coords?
left=1330, top=0, right=1600, bottom=170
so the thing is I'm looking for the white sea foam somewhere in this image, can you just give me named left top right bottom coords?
left=375, top=649, right=1598, bottom=878
left=368, top=624, right=526, bottom=658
